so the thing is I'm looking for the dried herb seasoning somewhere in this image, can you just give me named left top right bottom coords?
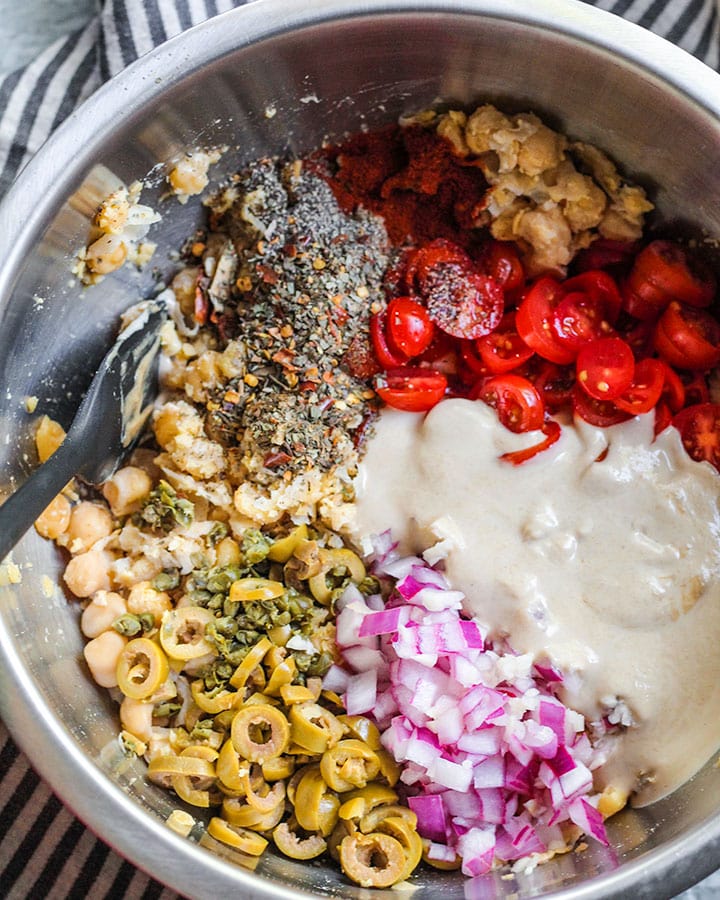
left=195, top=158, right=391, bottom=478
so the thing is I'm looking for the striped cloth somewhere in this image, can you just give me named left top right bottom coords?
left=0, top=1, right=718, bottom=898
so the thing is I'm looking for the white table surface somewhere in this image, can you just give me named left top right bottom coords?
left=1, top=1, right=720, bottom=897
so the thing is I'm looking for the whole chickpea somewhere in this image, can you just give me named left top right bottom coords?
left=80, top=591, right=127, bottom=638
left=127, top=581, right=172, bottom=625
left=120, top=696, right=154, bottom=742
left=83, top=630, right=127, bottom=688
left=62, top=501, right=114, bottom=553
left=64, top=549, right=115, bottom=598
left=102, top=466, right=152, bottom=517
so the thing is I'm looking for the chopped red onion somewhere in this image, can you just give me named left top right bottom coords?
left=332, top=548, right=609, bottom=876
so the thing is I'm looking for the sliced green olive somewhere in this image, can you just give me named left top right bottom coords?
left=339, top=784, right=398, bottom=820
left=207, top=818, right=268, bottom=856
left=328, top=818, right=356, bottom=862
left=217, top=739, right=249, bottom=792
left=376, top=749, right=401, bottom=787
left=229, top=637, right=272, bottom=689
left=359, top=803, right=418, bottom=834
left=289, top=701, right=344, bottom=754
left=264, top=656, right=297, bottom=696
left=293, top=765, right=340, bottom=836
left=159, top=607, right=215, bottom=661
left=229, top=577, right=285, bottom=603
left=320, top=740, right=380, bottom=792
left=376, top=816, right=423, bottom=882
left=240, top=764, right=286, bottom=813
left=267, top=524, right=309, bottom=562
left=308, top=549, right=366, bottom=605
left=231, top=704, right=290, bottom=763
left=273, top=816, right=327, bottom=860
left=116, top=637, right=169, bottom=700
left=339, top=832, right=407, bottom=888
left=338, top=715, right=382, bottom=750
left=261, top=755, right=295, bottom=782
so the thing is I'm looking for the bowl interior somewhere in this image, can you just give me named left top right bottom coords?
left=2, top=2, right=720, bottom=898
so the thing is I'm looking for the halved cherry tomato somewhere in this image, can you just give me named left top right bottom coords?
left=620, top=317, right=656, bottom=360
left=573, top=239, right=639, bottom=275
left=477, top=374, right=545, bottom=433
left=515, top=277, right=575, bottom=365
left=561, top=270, right=623, bottom=324
left=475, top=313, right=534, bottom=374
left=404, top=239, right=473, bottom=293
left=682, top=371, right=710, bottom=406
left=653, top=302, right=720, bottom=370
left=672, top=402, right=720, bottom=470
left=654, top=400, right=673, bottom=436
left=614, top=358, right=665, bottom=414
left=623, top=240, right=716, bottom=320
left=501, top=420, right=562, bottom=465
left=658, top=360, right=686, bottom=413
left=459, top=341, right=489, bottom=377
left=374, top=367, right=447, bottom=412
left=370, top=310, right=406, bottom=369
left=576, top=337, right=635, bottom=401
left=423, top=266, right=504, bottom=339
left=532, top=361, right=576, bottom=412
left=416, top=328, right=460, bottom=376
left=482, top=240, right=525, bottom=294
left=551, top=271, right=622, bottom=358
left=386, top=296, right=435, bottom=358
left=572, top=385, right=631, bottom=427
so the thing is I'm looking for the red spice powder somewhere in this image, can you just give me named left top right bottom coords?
left=315, top=124, right=488, bottom=249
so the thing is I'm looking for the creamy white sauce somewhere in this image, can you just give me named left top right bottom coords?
left=351, top=400, right=720, bottom=806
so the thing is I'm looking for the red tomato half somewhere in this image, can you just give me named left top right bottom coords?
left=475, top=313, right=534, bottom=374
left=653, top=302, right=720, bottom=370
left=478, top=374, right=545, bottom=433
left=673, top=402, right=720, bottom=470
left=572, top=385, right=631, bottom=427
left=515, top=277, right=575, bottom=365
left=375, top=367, right=447, bottom=412
left=386, top=296, right=435, bottom=358
left=658, top=360, right=686, bottom=413
left=423, top=265, right=504, bottom=339
left=614, top=358, right=665, bottom=415
left=551, top=271, right=622, bottom=357
left=623, top=240, right=716, bottom=320
left=532, top=361, right=576, bottom=412
left=576, top=337, right=635, bottom=401
left=482, top=240, right=525, bottom=294
left=370, top=310, right=406, bottom=368
left=683, top=371, right=710, bottom=406
left=573, top=239, right=639, bottom=275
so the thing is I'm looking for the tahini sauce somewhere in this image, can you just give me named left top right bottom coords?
left=351, top=399, right=720, bottom=806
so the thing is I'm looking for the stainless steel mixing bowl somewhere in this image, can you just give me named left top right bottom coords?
left=1, top=1, right=720, bottom=897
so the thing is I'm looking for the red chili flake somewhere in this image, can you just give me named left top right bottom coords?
left=194, top=286, right=209, bottom=325
left=256, top=263, right=279, bottom=285
left=272, top=348, right=296, bottom=369
left=263, top=450, right=293, bottom=469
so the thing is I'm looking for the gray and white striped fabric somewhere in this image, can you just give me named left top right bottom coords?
left=0, top=1, right=718, bottom=898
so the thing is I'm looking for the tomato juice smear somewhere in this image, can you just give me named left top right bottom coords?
left=314, top=121, right=720, bottom=470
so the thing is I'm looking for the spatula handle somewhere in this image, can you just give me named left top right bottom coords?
left=0, top=440, right=85, bottom=563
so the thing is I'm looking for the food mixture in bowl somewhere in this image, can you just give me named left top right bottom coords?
left=30, top=102, right=720, bottom=887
